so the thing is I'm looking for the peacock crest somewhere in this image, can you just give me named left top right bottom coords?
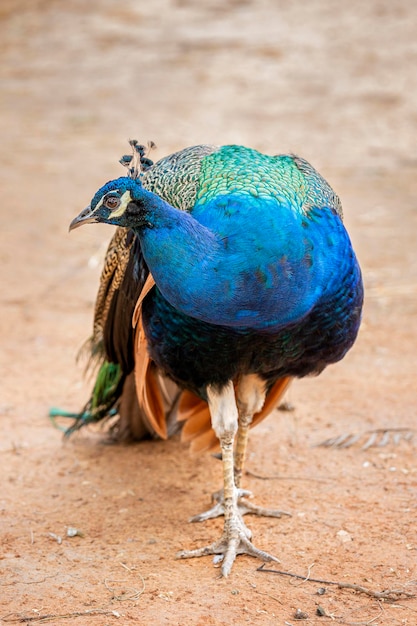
left=119, top=139, right=156, bottom=178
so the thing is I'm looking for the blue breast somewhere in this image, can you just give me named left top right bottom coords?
left=140, top=191, right=358, bottom=332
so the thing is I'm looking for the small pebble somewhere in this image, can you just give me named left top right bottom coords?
left=336, top=529, right=352, bottom=543
left=67, top=527, right=84, bottom=538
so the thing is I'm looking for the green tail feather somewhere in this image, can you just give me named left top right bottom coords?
left=91, top=361, right=122, bottom=410
left=49, top=361, right=123, bottom=436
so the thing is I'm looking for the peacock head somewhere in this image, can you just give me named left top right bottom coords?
left=69, top=176, right=150, bottom=231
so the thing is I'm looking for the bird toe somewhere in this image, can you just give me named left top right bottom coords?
left=189, top=488, right=291, bottom=522
left=178, top=507, right=279, bottom=577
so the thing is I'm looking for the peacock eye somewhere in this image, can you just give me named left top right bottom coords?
left=104, top=196, right=120, bottom=210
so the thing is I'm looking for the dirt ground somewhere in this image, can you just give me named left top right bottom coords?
left=1, top=1, right=417, bottom=624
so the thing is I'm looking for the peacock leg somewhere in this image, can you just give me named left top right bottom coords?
left=234, top=375, right=291, bottom=518
left=189, top=376, right=291, bottom=523
left=177, top=382, right=279, bottom=577
left=234, top=374, right=266, bottom=488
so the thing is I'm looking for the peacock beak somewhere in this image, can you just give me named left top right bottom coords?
left=69, top=206, right=98, bottom=231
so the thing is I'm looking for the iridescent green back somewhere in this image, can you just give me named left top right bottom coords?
left=196, top=146, right=307, bottom=208
left=143, top=144, right=342, bottom=219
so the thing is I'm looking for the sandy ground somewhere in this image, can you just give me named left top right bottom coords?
left=1, top=1, right=417, bottom=624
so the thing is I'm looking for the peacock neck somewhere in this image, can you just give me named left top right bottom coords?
left=133, top=191, right=220, bottom=269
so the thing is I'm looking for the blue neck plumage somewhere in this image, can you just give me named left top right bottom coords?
left=133, top=190, right=352, bottom=332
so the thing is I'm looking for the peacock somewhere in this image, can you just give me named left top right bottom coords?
left=67, top=141, right=363, bottom=576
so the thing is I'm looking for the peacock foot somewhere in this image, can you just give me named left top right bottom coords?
left=189, top=488, right=292, bottom=523
left=177, top=506, right=280, bottom=577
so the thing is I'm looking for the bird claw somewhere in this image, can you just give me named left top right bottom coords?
left=188, top=488, right=250, bottom=522
left=238, top=498, right=292, bottom=519
left=177, top=527, right=279, bottom=577
left=180, top=493, right=281, bottom=577
left=189, top=488, right=291, bottom=522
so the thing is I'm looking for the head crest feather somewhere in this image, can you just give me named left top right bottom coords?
left=119, top=139, right=156, bottom=179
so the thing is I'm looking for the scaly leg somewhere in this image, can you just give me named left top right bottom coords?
left=235, top=375, right=291, bottom=518
left=177, top=381, right=279, bottom=577
left=189, top=375, right=291, bottom=523
left=234, top=374, right=266, bottom=488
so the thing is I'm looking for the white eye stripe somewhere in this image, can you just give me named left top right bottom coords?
left=94, top=196, right=105, bottom=211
